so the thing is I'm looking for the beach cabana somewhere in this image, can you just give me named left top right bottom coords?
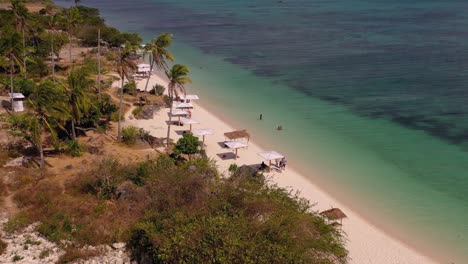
left=320, top=208, right=347, bottom=225
left=193, top=128, right=214, bottom=148
left=224, top=141, right=248, bottom=160
left=170, top=109, right=188, bottom=125
left=9, top=93, right=25, bottom=112
left=224, top=130, right=250, bottom=143
left=181, top=118, right=200, bottom=132
left=174, top=102, right=193, bottom=109
left=257, top=151, right=284, bottom=169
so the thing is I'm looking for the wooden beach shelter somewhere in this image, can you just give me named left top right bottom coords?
left=224, top=141, right=248, bottom=160
left=174, top=102, right=193, bottom=109
left=9, top=93, right=25, bottom=112
left=193, top=128, right=214, bottom=148
left=257, top=151, right=284, bottom=169
left=180, top=94, right=199, bottom=103
left=224, top=130, right=250, bottom=143
left=181, top=118, right=200, bottom=132
left=320, top=208, right=347, bottom=225
left=170, top=109, right=188, bottom=125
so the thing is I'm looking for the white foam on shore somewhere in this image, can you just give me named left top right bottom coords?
left=118, top=74, right=438, bottom=264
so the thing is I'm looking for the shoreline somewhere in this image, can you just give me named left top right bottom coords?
left=121, top=74, right=438, bottom=263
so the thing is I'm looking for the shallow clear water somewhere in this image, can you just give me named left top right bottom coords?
left=56, top=0, right=468, bottom=261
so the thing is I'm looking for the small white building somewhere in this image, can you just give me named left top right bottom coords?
left=9, top=93, right=25, bottom=112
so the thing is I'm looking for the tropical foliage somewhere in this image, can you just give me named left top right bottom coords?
left=165, top=64, right=191, bottom=147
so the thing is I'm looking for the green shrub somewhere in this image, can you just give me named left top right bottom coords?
left=228, top=163, right=238, bottom=174
left=39, top=249, right=50, bottom=259
left=123, top=81, right=137, bottom=96
left=67, top=140, right=83, bottom=157
left=162, top=95, right=172, bottom=107
left=151, top=84, right=165, bottom=96
left=132, top=106, right=143, bottom=117
left=12, top=255, right=23, bottom=262
left=122, top=126, right=140, bottom=145
left=174, top=133, right=200, bottom=158
left=3, top=215, right=31, bottom=234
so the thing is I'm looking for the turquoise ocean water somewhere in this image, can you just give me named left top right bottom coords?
left=56, top=0, right=468, bottom=262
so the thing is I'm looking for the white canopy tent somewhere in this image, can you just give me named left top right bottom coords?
left=181, top=118, right=200, bottom=132
left=257, top=151, right=284, bottom=168
left=193, top=128, right=214, bottom=148
left=224, top=141, right=248, bottom=160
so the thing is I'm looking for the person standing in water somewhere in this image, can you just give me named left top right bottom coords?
left=259, top=114, right=263, bottom=120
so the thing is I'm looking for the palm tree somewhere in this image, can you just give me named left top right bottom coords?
left=47, top=13, right=63, bottom=83
left=11, top=0, right=29, bottom=78
left=143, top=33, right=174, bottom=92
left=65, top=7, right=82, bottom=69
left=66, top=68, right=94, bottom=139
left=116, top=43, right=137, bottom=141
left=0, top=29, right=24, bottom=105
left=165, top=64, right=191, bottom=147
left=27, top=80, right=70, bottom=167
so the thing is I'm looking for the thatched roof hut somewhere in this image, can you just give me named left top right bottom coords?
left=224, top=130, right=250, bottom=142
left=320, top=208, right=347, bottom=222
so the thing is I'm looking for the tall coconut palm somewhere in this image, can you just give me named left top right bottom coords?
left=47, top=13, right=63, bottom=83
left=143, top=33, right=174, bottom=92
left=66, top=68, right=94, bottom=139
left=65, top=7, right=82, bottom=69
left=165, top=64, right=191, bottom=147
left=116, top=42, right=137, bottom=141
left=0, top=29, right=24, bottom=104
left=11, top=0, right=29, bottom=78
left=27, top=80, right=70, bottom=167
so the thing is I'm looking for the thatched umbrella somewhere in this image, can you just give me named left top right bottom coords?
left=320, top=208, right=347, bottom=225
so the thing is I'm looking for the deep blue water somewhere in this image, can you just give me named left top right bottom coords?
left=56, top=0, right=468, bottom=262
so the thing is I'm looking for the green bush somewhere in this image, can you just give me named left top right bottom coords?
left=132, top=106, right=143, bottom=118
left=67, top=140, right=83, bottom=157
left=122, top=126, right=140, bottom=145
left=162, top=95, right=172, bottom=107
left=123, top=81, right=137, bottom=96
left=151, top=84, right=165, bottom=96
left=174, top=133, right=200, bottom=158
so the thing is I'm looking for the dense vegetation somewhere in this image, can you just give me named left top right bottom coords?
left=9, top=156, right=347, bottom=263
left=0, top=1, right=348, bottom=263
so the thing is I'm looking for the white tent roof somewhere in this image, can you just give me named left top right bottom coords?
left=193, top=128, right=214, bottom=137
left=170, top=110, right=188, bottom=116
left=174, top=102, right=193, bottom=109
left=181, top=94, right=199, bottom=100
left=137, top=63, right=150, bottom=67
left=181, top=118, right=200, bottom=125
left=257, top=151, right=284, bottom=161
left=224, top=141, right=248, bottom=149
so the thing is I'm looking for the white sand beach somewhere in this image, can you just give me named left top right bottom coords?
left=119, top=74, right=438, bottom=264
